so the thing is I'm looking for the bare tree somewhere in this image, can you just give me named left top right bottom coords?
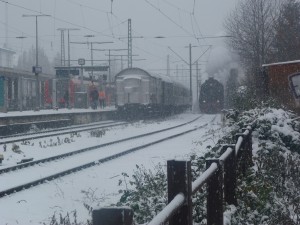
left=272, top=0, right=300, bottom=62
left=224, top=0, right=284, bottom=97
left=16, top=46, right=54, bottom=74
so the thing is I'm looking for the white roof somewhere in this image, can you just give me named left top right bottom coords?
left=0, top=47, right=15, bottom=54
left=262, top=60, right=300, bottom=67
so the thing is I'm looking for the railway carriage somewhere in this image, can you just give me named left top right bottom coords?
left=115, top=67, right=190, bottom=118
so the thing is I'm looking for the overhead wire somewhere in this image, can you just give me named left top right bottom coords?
left=161, top=0, right=191, bottom=15
left=140, top=0, right=211, bottom=66
left=0, top=0, right=115, bottom=39
left=193, top=46, right=211, bottom=64
left=143, top=0, right=195, bottom=38
left=0, top=0, right=120, bottom=61
left=190, top=13, right=198, bottom=41
left=64, top=0, right=109, bottom=13
left=1, top=0, right=209, bottom=71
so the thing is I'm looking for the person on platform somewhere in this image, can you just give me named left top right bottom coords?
left=99, top=89, right=106, bottom=109
left=90, top=87, right=99, bottom=109
left=58, top=97, right=65, bottom=108
left=64, top=90, right=69, bottom=108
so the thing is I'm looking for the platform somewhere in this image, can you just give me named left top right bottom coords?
left=0, top=107, right=117, bottom=135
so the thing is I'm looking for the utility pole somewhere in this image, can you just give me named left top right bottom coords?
left=110, top=0, right=113, bottom=14
left=189, top=44, right=192, bottom=106
left=57, top=29, right=66, bottom=66
left=23, top=14, right=50, bottom=110
left=128, top=19, right=132, bottom=68
left=108, top=49, right=111, bottom=82
left=57, top=28, right=80, bottom=67
left=196, top=60, right=199, bottom=111
left=176, top=65, right=179, bottom=81
left=167, top=55, right=170, bottom=77
left=169, top=44, right=210, bottom=109
left=67, top=29, right=79, bottom=70
left=121, top=55, right=123, bottom=70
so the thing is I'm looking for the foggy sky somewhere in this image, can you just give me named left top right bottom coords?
left=0, top=0, right=239, bottom=84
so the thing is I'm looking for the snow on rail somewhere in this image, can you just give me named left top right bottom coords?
left=219, top=147, right=234, bottom=161
left=147, top=193, right=185, bottom=225
left=192, top=162, right=218, bottom=194
left=235, top=129, right=250, bottom=156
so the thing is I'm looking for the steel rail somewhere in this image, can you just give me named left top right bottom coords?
left=0, top=116, right=202, bottom=174
left=0, top=120, right=117, bottom=139
left=0, top=121, right=127, bottom=145
left=0, top=120, right=208, bottom=198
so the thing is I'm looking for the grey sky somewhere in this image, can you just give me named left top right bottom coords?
left=0, top=0, right=238, bottom=79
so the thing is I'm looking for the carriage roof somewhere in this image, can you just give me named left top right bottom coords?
left=115, top=67, right=174, bottom=83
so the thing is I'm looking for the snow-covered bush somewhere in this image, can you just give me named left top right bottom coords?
left=116, top=164, right=167, bottom=224
left=228, top=108, right=300, bottom=224
left=117, top=107, right=300, bottom=225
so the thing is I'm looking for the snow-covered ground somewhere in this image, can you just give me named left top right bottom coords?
left=0, top=112, right=225, bottom=225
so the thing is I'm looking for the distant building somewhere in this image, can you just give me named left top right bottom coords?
left=0, top=47, right=15, bottom=68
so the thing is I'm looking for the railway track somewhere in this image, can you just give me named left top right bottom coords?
left=0, top=120, right=128, bottom=145
left=0, top=115, right=213, bottom=198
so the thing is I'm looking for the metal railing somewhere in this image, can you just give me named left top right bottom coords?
left=92, top=124, right=254, bottom=225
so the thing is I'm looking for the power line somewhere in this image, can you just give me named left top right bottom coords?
left=143, top=0, right=195, bottom=38
left=161, top=0, right=191, bottom=14
left=65, top=0, right=109, bottom=14
left=0, top=0, right=213, bottom=72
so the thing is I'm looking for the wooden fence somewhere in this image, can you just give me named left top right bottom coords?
left=92, top=124, right=253, bottom=225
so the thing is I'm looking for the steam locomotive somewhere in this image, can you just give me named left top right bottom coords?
left=199, top=77, right=224, bottom=113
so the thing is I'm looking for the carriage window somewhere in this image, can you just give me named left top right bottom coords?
left=290, top=74, right=300, bottom=98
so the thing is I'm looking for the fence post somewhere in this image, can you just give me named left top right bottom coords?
left=92, top=207, right=133, bottom=225
left=242, top=127, right=253, bottom=167
left=206, top=159, right=223, bottom=225
left=167, top=160, right=192, bottom=225
left=235, top=133, right=247, bottom=175
left=221, top=145, right=237, bottom=206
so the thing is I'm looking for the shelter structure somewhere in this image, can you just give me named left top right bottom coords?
left=0, top=47, right=15, bottom=68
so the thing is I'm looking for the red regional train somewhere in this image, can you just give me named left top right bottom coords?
left=0, top=66, right=113, bottom=112
left=54, top=77, right=113, bottom=109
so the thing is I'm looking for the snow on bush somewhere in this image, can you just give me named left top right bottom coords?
left=229, top=108, right=300, bottom=225
left=116, top=107, right=300, bottom=225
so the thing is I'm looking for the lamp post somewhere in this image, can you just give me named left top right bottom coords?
left=16, top=36, right=27, bottom=111
left=189, top=44, right=192, bottom=106
left=23, top=14, right=50, bottom=110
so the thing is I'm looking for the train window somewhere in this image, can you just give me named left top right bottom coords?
left=289, top=73, right=300, bottom=98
